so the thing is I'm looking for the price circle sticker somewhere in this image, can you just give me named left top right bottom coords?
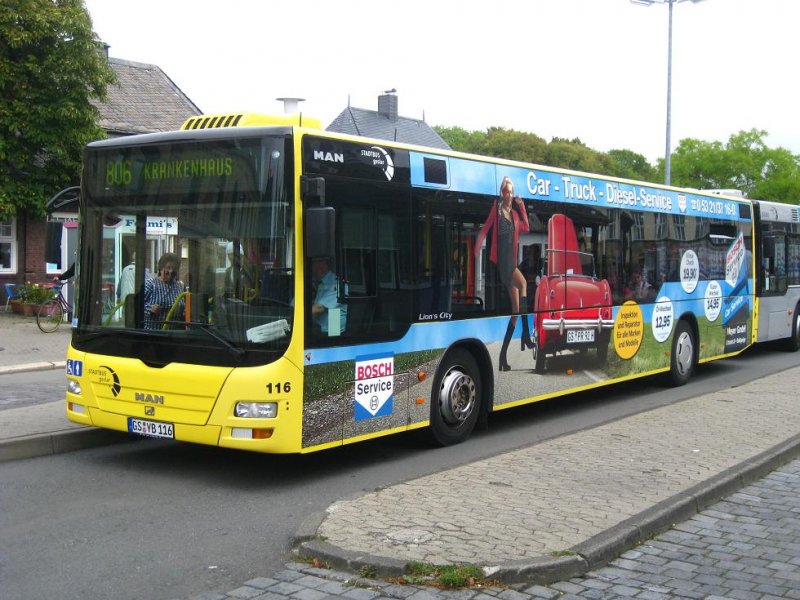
left=704, top=280, right=722, bottom=322
left=680, top=250, right=699, bottom=293
left=651, top=296, right=674, bottom=343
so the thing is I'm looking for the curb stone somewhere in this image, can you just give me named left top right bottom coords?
left=0, top=428, right=133, bottom=462
left=0, top=361, right=66, bottom=376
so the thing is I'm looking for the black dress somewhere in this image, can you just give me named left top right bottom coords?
left=497, top=212, right=515, bottom=287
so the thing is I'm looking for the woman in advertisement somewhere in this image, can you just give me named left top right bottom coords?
left=475, top=176, right=531, bottom=371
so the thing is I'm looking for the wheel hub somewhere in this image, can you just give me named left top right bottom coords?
left=438, top=369, right=476, bottom=426
left=675, top=331, right=694, bottom=375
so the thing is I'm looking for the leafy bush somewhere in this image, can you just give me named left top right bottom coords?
left=17, top=282, right=56, bottom=304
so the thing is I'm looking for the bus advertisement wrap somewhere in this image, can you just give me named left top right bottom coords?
left=410, top=152, right=747, bottom=221
left=64, top=122, right=777, bottom=455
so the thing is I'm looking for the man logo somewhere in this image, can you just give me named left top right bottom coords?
left=135, top=392, right=165, bottom=404
left=145, top=406, right=155, bottom=416
left=314, top=150, right=344, bottom=163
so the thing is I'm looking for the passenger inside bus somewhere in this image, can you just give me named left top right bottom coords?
left=117, top=253, right=136, bottom=302
left=224, top=242, right=254, bottom=299
left=144, top=252, right=184, bottom=329
left=625, top=269, right=654, bottom=303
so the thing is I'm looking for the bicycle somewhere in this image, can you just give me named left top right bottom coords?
left=36, top=284, right=71, bottom=333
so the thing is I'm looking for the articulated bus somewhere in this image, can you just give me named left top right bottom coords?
left=752, top=198, right=800, bottom=349
left=65, top=113, right=763, bottom=453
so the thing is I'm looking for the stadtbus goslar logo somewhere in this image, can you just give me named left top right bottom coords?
left=99, top=365, right=121, bottom=397
left=371, top=146, right=394, bottom=181
left=359, top=145, right=394, bottom=181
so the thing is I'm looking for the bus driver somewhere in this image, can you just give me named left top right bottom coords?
left=311, top=257, right=347, bottom=336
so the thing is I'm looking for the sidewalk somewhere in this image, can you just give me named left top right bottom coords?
left=2, top=304, right=800, bottom=592
left=295, top=364, right=800, bottom=584
left=0, top=307, right=70, bottom=373
left=0, top=309, right=124, bottom=460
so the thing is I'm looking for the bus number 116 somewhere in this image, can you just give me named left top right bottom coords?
left=266, top=382, right=292, bottom=394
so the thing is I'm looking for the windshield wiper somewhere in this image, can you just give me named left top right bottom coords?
left=160, top=319, right=246, bottom=358
left=196, top=323, right=246, bottom=358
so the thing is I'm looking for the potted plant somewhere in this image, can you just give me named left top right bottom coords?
left=16, top=282, right=56, bottom=316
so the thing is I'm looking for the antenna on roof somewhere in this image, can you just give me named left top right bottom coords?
left=276, top=97, right=305, bottom=114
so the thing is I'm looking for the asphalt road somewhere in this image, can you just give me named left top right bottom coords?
left=0, top=344, right=796, bottom=600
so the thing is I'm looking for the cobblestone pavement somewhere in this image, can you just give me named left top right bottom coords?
left=191, top=457, right=800, bottom=600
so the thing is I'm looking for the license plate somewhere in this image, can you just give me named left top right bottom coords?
left=128, top=417, right=174, bottom=439
left=567, top=329, right=595, bottom=343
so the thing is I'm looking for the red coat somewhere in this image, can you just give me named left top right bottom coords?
left=474, top=199, right=530, bottom=264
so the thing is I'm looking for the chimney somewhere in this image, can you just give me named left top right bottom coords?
left=378, top=89, right=398, bottom=121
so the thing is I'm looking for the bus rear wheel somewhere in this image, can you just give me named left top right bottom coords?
left=667, top=320, right=695, bottom=387
left=428, top=349, right=481, bottom=446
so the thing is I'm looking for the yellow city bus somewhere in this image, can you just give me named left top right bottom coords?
left=64, top=113, right=756, bottom=453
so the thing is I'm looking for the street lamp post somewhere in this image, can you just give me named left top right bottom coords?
left=631, top=0, right=705, bottom=186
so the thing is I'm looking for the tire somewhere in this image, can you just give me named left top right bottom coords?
left=785, top=304, right=800, bottom=352
left=428, top=348, right=481, bottom=446
left=37, top=298, right=65, bottom=333
left=667, top=320, right=695, bottom=387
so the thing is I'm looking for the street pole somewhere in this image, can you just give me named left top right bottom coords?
left=631, top=0, right=705, bottom=187
left=665, top=0, right=674, bottom=186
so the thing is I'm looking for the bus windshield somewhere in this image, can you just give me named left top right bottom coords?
left=74, top=134, right=295, bottom=367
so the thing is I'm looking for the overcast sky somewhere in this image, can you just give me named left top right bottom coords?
left=83, top=0, right=799, bottom=163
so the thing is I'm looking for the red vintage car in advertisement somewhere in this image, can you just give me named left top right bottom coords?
left=532, top=213, right=614, bottom=372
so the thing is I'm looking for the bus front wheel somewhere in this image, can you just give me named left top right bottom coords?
left=428, top=349, right=481, bottom=446
left=667, top=320, right=695, bottom=387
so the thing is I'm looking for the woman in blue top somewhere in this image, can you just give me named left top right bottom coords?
left=144, top=252, right=183, bottom=329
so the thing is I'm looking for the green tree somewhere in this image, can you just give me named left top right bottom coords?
left=436, top=124, right=799, bottom=202
left=434, top=125, right=484, bottom=153
left=607, top=148, right=658, bottom=182
left=481, top=127, right=548, bottom=164
left=0, top=0, right=115, bottom=217
left=670, top=129, right=800, bottom=203
left=545, top=137, right=615, bottom=174
left=435, top=125, right=547, bottom=163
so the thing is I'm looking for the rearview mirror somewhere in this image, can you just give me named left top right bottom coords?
left=305, top=206, right=335, bottom=259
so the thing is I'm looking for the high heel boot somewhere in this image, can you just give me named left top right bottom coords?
left=499, top=317, right=516, bottom=372
left=520, top=298, right=533, bottom=350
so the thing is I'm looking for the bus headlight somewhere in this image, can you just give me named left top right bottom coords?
left=67, top=379, right=82, bottom=395
left=234, top=402, right=277, bottom=419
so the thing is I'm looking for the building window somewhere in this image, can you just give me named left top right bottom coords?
left=0, top=218, right=16, bottom=274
